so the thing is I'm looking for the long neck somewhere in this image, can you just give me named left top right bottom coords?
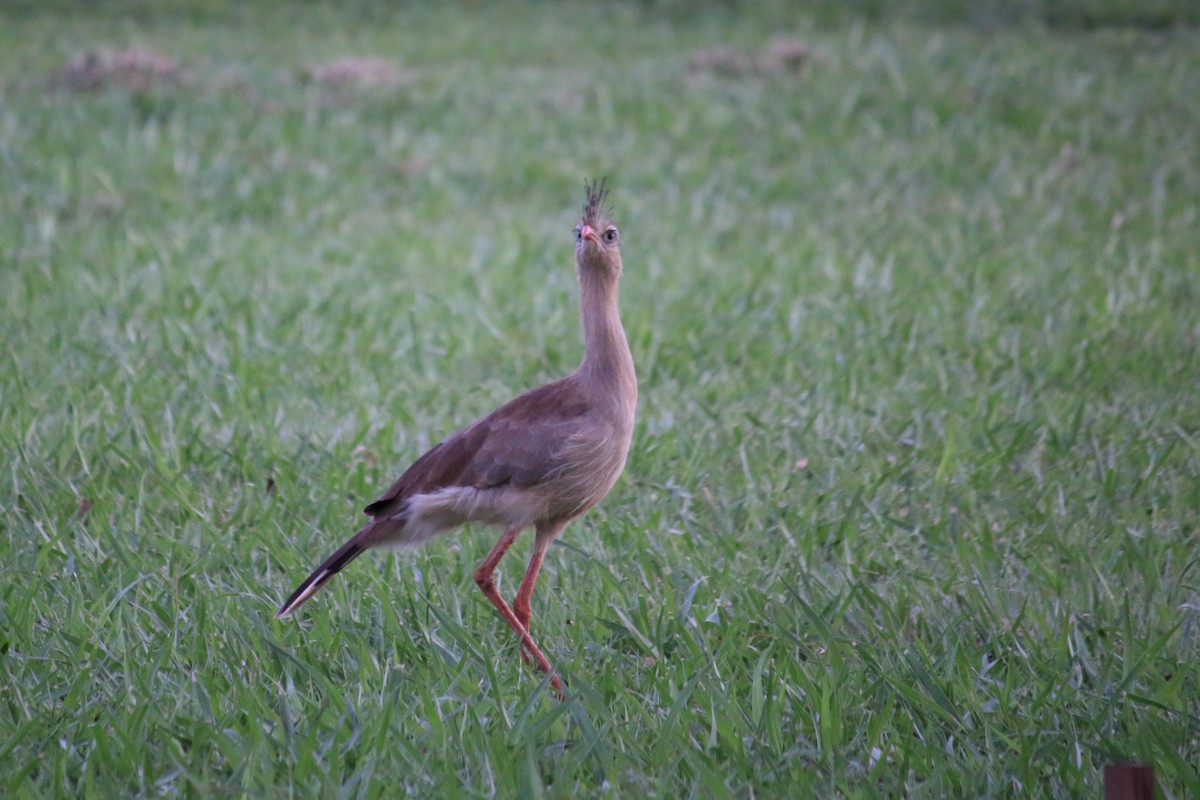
left=577, top=266, right=636, bottom=393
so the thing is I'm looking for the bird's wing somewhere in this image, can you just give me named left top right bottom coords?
left=362, top=377, right=590, bottom=520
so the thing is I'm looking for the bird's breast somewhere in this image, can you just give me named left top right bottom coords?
left=540, top=412, right=633, bottom=521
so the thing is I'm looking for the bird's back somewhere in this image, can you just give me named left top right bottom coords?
left=360, top=369, right=634, bottom=543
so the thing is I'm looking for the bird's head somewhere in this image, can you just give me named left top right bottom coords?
left=574, top=178, right=621, bottom=275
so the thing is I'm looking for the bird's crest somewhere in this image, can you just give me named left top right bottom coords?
left=582, top=178, right=612, bottom=226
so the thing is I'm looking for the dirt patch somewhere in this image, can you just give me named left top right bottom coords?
left=57, top=46, right=183, bottom=92
left=687, top=46, right=755, bottom=77
left=688, top=38, right=810, bottom=79
left=299, top=57, right=410, bottom=91
left=758, top=38, right=810, bottom=75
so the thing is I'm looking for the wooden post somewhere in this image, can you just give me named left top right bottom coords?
left=1104, top=762, right=1155, bottom=800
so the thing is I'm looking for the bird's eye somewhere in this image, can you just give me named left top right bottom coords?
left=574, top=227, right=582, bottom=242
left=603, top=228, right=618, bottom=243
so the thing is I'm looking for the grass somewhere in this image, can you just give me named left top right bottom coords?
left=2, top=1, right=1198, bottom=797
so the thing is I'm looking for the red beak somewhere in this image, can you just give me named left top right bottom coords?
left=581, top=224, right=599, bottom=243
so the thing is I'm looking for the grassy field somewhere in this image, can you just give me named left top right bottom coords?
left=2, top=1, right=1198, bottom=797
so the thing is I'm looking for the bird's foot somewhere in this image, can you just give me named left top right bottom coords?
left=521, top=642, right=565, bottom=700
left=545, top=669, right=565, bottom=701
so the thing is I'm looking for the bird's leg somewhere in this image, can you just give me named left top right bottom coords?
left=511, top=544, right=547, bottom=639
left=512, top=521, right=565, bottom=667
left=474, top=527, right=564, bottom=698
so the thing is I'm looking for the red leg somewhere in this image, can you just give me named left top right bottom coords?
left=474, top=527, right=564, bottom=698
left=513, top=521, right=566, bottom=664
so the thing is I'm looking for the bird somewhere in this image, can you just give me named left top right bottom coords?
left=275, top=180, right=636, bottom=698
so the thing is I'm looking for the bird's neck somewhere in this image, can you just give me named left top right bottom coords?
left=577, top=267, right=636, bottom=395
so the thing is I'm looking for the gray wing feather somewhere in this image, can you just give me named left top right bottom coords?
left=363, top=378, right=591, bottom=520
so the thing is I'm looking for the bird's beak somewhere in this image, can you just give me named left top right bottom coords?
left=581, top=224, right=599, bottom=243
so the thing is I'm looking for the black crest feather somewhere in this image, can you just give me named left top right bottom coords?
left=582, top=178, right=611, bottom=225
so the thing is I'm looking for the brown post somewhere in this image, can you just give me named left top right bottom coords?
left=1103, top=762, right=1155, bottom=800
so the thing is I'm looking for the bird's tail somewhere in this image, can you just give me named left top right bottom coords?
left=275, top=530, right=370, bottom=618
